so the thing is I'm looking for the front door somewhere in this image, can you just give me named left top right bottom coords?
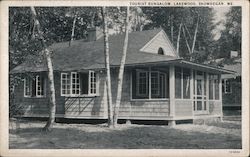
left=193, top=71, right=208, bottom=114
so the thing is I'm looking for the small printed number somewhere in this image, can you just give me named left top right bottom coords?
left=229, top=150, right=240, bottom=154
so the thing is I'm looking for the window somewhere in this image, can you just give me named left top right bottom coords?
left=158, top=47, right=164, bottom=55
left=175, top=67, right=191, bottom=99
left=61, top=71, right=98, bottom=96
left=151, top=72, right=159, bottom=96
left=89, top=71, right=97, bottom=94
left=209, top=74, right=220, bottom=100
left=61, top=73, right=70, bottom=95
left=24, top=74, right=45, bottom=97
left=222, top=79, right=232, bottom=93
left=24, top=77, right=32, bottom=97
left=132, top=68, right=168, bottom=99
left=71, top=72, right=80, bottom=95
left=136, top=70, right=149, bottom=98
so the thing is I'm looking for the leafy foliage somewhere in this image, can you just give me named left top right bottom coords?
left=9, top=7, right=100, bottom=70
left=213, top=7, right=241, bottom=59
left=142, top=7, right=216, bottom=63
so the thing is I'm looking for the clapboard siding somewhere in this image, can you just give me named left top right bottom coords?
left=111, top=68, right=170, bottom=120
left=13, top=72, right=65, bottom=116
left=175, top=99, right=193, bottom=117
left=64, top=72, right=107, bottom=118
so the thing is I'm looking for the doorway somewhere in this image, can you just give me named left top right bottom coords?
left=193, top=71, right=208, bottom=114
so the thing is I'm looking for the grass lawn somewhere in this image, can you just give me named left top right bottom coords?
left=9, top=119, right=241, bottom=149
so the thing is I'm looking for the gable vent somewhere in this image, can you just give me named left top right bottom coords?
left=158, top=47, right=164, bottom=55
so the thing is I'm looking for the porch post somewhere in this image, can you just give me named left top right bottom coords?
left=169, top=65, right=176, bottom=126
left=219, top=74, right=223, bottom=121
left=190, top=69, right=194, bottom=117
left=206, top=72, right=209, bottom=113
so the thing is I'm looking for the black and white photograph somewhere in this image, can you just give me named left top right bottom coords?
left=0, top=0, right=249, bottom=157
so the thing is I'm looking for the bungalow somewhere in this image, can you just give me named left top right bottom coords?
left=11, top=28, right=234, bottom=125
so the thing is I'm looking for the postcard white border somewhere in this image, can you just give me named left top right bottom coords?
left=0, top=0, right=249, bottom=157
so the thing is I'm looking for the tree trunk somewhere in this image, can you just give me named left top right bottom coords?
left=191, top=15, right=199, bottom=57
left=183, top=23, right=192, bottom=39
left=176, top=22, right=182, bottom=56
left=182, top=26, right=192, bottom=54
left=101, top=7, right=114, bottom=128
left=69, top=15, right=77, bottom=47
left=170, top=15, right=174, bottom=43
left=113, top=6, right=129, bottom=127
left=30, top=7, right=56, bottom=131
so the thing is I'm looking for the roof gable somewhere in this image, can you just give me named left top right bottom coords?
left=140, top=30, right=178, bottom=57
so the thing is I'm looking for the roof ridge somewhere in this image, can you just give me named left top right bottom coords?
left=51, top=28, right=163, bottom=48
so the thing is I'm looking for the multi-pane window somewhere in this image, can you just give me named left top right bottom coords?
left=222, top=79, right=232, bottom=93
left=24, top=74, right=45, bottom=97
left=36, top=75, right=44, bottom=96
left=132, top=68, right=168, bottom=99
left=24, top=77, right=32, bottom=97
left=151, top=72, right=167, bottom=98
left=151, top=72, right=159, bottom=96
left=209, top=74, right=220, bottom=100
left=61, top=73, right=71, bottom=95
left=136, top=71, right=148, bottom=97
left=89, top=71, right=97, bottom=94
left=71, top=72, right=80, bottom=95
left=175, top=67, right=191, bottom=99
left=61, top=71, right=98, bottom=96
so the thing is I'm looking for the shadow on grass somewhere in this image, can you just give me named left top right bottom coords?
left=9, top=124, right=242, bottom=149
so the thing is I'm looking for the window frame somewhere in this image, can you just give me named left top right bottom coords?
left=150, top=71, right=160, bottom=96
left=35, top=75, right=45, bottom=97
left=222, top=79, right=232, bottom=94
left=24, top=74, right=46, bottom=98
left=175, top=67, right=191, bottom=99
left=61, top=71, right=99, bottom=97
left=88, top=70, right=98, bottom=96
left=61, top=73, right=71, bottom=96
left=131, top=68, right=168, bottom=101
left=71, top=72, right=80, bottom=96
left=136, top=70, right=149, bottom=97
left=24, top=76, right=32, bottom=97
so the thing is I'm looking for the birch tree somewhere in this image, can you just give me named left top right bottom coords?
left=113, top=6, right=130, bottom=127
left=176, top=22, right=182, bottom=55
left=30, top=7, right=56, bottom=131
left=101, top=6, right=114, bottom=128
left=143, top=7, right=215, bottom=62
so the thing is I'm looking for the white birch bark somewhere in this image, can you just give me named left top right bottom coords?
left=30, top=7, right=56, bottom=131
left=113, top=6, right=129, bottom=127
left=101, top=7, right=114, bottom=128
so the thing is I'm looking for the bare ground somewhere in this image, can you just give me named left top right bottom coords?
left=9, top=119, right=241, bottom=149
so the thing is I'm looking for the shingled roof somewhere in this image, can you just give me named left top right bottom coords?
left=11, top=28, right=181, bottom=73
left=11, top=28, right=234, bottom=74
left=221, top=58, right=241, bottom=79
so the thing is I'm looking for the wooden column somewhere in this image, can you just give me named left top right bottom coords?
left=206, top=72, right=209, bottom=114
left=190, top=69, right=194, bottom=117
left=219, top=74, right=223, bottom=121
left=169, top=65, right=176, bottom=126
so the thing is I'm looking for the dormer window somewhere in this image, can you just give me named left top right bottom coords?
left=158, top=47, right=164, bottom=55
